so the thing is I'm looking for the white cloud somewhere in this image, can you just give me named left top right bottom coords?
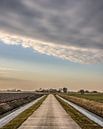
left=0, top=65, right=19, bottom=71
left=0, top=31, right=103, bottom=64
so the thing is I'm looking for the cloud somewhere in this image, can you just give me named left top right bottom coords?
left=0, top=32, right=103, bottom=64
left=0, top=0, right=103, bottom=64
left=0, top=66, right=20, bottom=71
left=0, top=76, right=28, bottom=82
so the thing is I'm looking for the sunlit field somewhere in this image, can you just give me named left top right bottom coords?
left=59, top=92, right=103, bottom=118
left=67, top=92, right=103, bottom=103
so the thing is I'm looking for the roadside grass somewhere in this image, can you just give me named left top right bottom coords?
left=59, top=94, right=103, bottom=118
left=67, top=93, right=103, bottom=103
left=56, top=96, right=102, bottom=129
left=0, top=96, right=47, bottom=129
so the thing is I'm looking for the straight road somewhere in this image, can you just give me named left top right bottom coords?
left=18, top=94, right=81, bottom=129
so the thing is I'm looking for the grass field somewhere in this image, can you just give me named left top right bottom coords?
left=56, top=96, right=102, bottom=129
left=59, top=93, right=103, bottom=118
left=67, top=93, right=103, bottom=103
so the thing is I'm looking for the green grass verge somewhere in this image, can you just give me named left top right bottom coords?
left=56, top=96, right=102, bottom=129
left=0, top=96, right=47, bottom=129
left=67, top=93, right=103, bottom=103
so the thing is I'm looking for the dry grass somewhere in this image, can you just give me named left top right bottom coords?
left=59, top=94, right=103, bottom=117
left=56, top=96, right=102, bottom=129
left=67, top=93, right=103, bottom=103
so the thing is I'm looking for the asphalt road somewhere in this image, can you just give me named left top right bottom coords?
left=18, top=94, right=81, bottom=129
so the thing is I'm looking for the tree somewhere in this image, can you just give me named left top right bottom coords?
left=79, top=89, right=85, bottom=95
left=85, top=90, right=89, bottom=93
left=63, top=87, right=68, bottom=93
left=92, top=91, right=98, bottom=93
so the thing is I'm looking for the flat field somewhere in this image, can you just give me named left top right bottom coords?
left=59, top=93, right=103, bottom=117
left=0, top=92, right=43, bottom=116
left=67, top=92, right=103, bottom=103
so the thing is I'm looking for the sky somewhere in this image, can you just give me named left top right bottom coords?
left=0, top=0, right=103, bottom=91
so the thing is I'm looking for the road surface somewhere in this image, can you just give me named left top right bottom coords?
left=18, top=94, right=81, bottom=129
left=0, top=95, right=45, bottom=128
left=57, top=95, right=103, bottom=127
